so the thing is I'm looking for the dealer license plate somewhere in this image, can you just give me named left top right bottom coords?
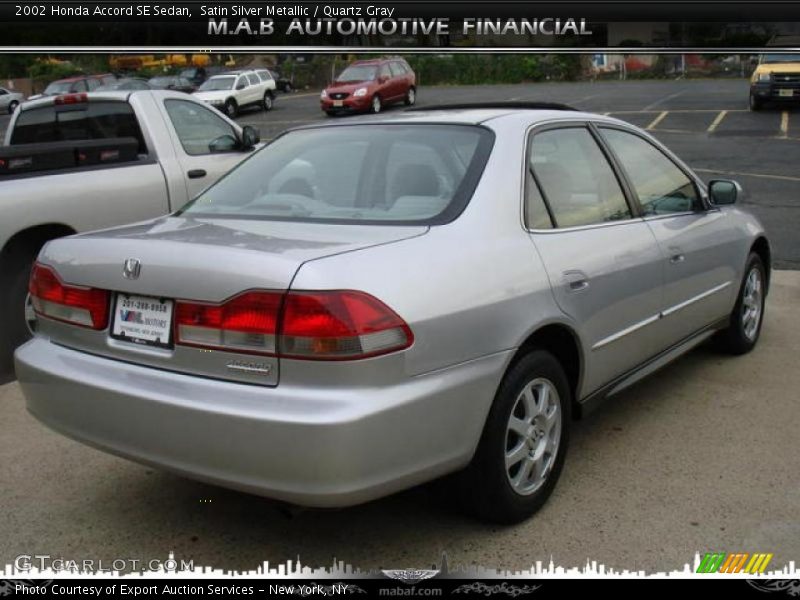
left=111, top=293, right=174, bottom=348
left=779, top=89, right=794, bottom=97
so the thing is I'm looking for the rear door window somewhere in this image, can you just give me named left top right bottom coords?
left=247, top=73, right=260, bottom=86
left=389, top=62, right=406, bottom=77
left=527, top=126, right=631, bottom=228
left=10, top=101, right=147, bottom=153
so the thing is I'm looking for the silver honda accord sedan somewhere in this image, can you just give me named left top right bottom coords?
left=15, top=103, right=770, bottom=523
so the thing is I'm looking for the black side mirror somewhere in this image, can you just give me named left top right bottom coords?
left=708, top=179, right=742, bottom=205
left=208, top=134, right=238, bottom=153
left=240, top=125, right=260, bottom=149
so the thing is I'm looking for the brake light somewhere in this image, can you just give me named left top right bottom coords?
left=54, top=93, right=88, bottom=105
left=174, top=290, right=412, bottom=360
left=28, top=263, right=109, bottom=330
left=280, top=291, right=413, bottom=360
left=175, top=291, right=281, bottom=355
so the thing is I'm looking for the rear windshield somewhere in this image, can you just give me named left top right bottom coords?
left=43, top=81, right=76, bottom=95
left=10, top=101, right=146, bottom=153
left=179, top=124, right=494, bottom=225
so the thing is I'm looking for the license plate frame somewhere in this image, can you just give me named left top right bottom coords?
left=110, top=293, right=174, bottom=349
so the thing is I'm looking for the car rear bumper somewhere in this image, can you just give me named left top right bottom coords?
left=15, top=337, right=509, bottom=507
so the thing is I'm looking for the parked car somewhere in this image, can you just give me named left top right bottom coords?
left=749, top=52, right=800, bottom=110
left=29, top=74, right=117, bottom=100
left=148, top=76, right=195, bottom=94
left=321, top=57, right=416, bottom=115
left=267, top=68, right=294, bottom=92
left=15, top=104, right=770, bottom=523
left=193, top=70, right=276, bottom=117
left=0, top=90, right=261, bottom=370
left=95, top=77, right=151, bottom=91
left=0, top=87, right=24, bottom=114
left=179, top=66, right=206, bottom=88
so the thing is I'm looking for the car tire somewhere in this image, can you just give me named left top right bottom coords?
left=404, top=87, right=416, bottom=106
left=263, top=92, right=274, bottom=111
left=717, top=252, right=766, bottom=355
left=0, top=245, right=38, bottom=373
left=457, top=350, right=571, bottom=524
left=370, top=95, right=382, bottom=114
left=224, top=99, right=238, bottom=118
left=749, top=93, right=763, bottom=111
left=8, top=100, right=18, bottom=114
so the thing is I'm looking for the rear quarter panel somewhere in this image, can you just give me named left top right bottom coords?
left=289, top=119, right=568, bottom=380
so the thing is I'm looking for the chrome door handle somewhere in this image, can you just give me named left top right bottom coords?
left=669, top=253, right=685, bottom=264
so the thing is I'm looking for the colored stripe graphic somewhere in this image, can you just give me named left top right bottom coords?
left=697, top=552, right=774, bottom=574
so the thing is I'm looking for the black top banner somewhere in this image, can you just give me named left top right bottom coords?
left=1, top=1, right=800, bottom=47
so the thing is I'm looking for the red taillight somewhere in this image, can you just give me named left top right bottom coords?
left=54, top=93, right=88, bottom=105
left=28, top=263, right=109, bottom=330
left=175, top=291, right=282, bottom=355
left=174, top=290, right=412, bottom=360
left=280, top=291, right=413, bottom=360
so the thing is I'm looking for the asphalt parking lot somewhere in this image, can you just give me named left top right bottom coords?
left=1, top=79, right=799, bottom=574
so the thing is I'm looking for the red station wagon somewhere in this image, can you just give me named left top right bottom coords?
left=320, top=58, right=416, bottom=115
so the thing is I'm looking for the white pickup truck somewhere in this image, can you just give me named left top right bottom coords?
left=0, top=89, right=261, bottom=370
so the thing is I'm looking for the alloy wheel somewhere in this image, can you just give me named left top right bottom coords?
left=505, top=377, right=562, bottom=496
left=742, top=266, right=763, bottom=341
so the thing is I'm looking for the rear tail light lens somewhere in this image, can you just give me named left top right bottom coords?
left=175, top=291, right=281, bottom=355
left=280, top=291, right=412, bottom=359
left=54, top=93, right=88, bottom=105
left=28, top=263, right=109, bottom=330
left=174, top=290, right=412, bottom=360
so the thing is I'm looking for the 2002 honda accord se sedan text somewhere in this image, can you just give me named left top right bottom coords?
left=15, top=103, right=770, bottom=523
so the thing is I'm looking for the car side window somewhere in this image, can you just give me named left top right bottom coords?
left=379, top=64, right=392, bottom=79
left=389, top=62, right=405, bottom=77
left=0, top=89, right=7, bottom=96
left=72, top=80, right=88, bottom=92
left=164, top=99, right=238, bottom=156
left=600, top=128, right=699, bottom=215
left=236, top=76, right=247, bottom=89
left=247, top=73, right=260, bottom=86
left=527, top=127, right=631, bottom=228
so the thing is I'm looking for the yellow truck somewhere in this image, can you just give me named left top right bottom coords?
left=749, top=40, right=800, bottom=110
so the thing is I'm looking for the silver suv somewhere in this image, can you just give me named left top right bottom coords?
left=16, top=103, right=770, bottom=523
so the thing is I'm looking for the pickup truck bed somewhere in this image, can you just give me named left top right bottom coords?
left=0, top=89, right=260, bottom=371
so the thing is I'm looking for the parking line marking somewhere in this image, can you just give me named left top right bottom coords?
left=642, top=90, right=686, bottom=111
left=694, top=167, right=800, bottom=183
left=646, top=111, right=669, bottom=130
left=707, top=110, right=728, bottom=133
left=607, top=109, right=746, bottom=114
left=780, top=111, right=790, bottom=139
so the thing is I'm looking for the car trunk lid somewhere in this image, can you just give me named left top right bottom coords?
left=35, top=216, right=426, bottom=385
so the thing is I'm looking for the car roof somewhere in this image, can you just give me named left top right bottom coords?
left=290, top=106, right=629, bottom=132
